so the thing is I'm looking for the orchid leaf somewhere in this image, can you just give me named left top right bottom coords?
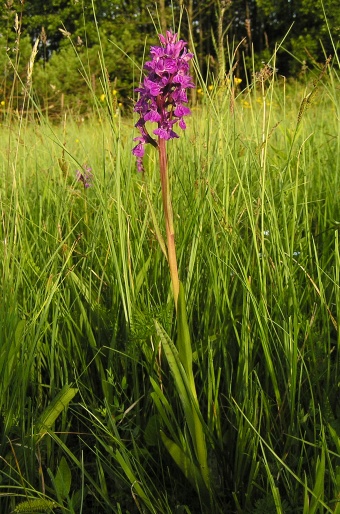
left=177, top=282, right=194, bottom=384
left=35, top=385, right=78, bottom=440
left=160, top=430, right=206, bottom=494
left=154, top=319, right=210, bottom=489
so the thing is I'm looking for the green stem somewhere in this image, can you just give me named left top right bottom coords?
left=158, top=137, right=179, bottom=307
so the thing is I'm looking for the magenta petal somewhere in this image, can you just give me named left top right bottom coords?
left=174, top=104, right=191, bottom=117
left=158, top=34, right=166, bottom=45
left=164, top=58, right=178, bottom=73
left=145, top=110, right=162, bottom=122
left=132, top=143, right=145, bottom=157
left=153, top=127, right=171, bottom=139
left=150, top=46, right=164, bottom=58
left=179, top=118, right=186, bottom=130
left=144, top=77, right=162, bottom=96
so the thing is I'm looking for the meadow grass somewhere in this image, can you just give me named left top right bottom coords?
left=0, top=57, right=339, bottom=513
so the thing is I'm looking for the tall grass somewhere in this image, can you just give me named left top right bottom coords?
left=0, top=30, right=339, bottom=513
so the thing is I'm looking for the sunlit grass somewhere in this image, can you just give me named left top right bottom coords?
left=0, top=61, right=339, bottom=513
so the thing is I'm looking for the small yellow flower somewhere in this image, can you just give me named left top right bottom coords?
left=100, top=93, right=106, bottom=102
left=0, top=100, right=5, bottom=106
left=75, top=138, right=79, bottom=143
left=112, top=89, right=117, bottom=96
left=242, top=100, right=251, bottom=109
left=197, top=88, right=203, bottom=95
left=118, top=102, right=122, bottom=107
left=208, top=84, right=214, bottom=91
left=234, top=77, right=242, bottom=85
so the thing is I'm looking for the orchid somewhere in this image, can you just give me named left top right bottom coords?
left=132, top=31, right=211, bottom=497
left=132, top=30, right=195, bottom=173
left=76, top=165, right=93, bottom=188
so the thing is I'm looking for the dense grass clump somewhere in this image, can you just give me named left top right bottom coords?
left=0, top=58, right=339, bottom=513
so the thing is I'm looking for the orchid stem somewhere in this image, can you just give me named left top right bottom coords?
left=158, top=137, right=179, bottom=308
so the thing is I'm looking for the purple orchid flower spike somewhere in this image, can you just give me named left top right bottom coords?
left=76, top=165, right=93, bottom=188
left=132, top=29, right=195, bottom=172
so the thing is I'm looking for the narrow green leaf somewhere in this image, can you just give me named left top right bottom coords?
left=154, top=320, right=196, bottom=434
left=160, top=431, right=206, bottom=494
left=303, top=472, right=310, bottom=514
left=143, top=186, right=167, bottom=259
left=135, top=254, right=151, bottom=297
left=155, top=320, right=210, bottom=490
left=177, top=282, right=193, bottom=384
left=329, top=424, right=340, bottom=455
left=114, top=449, right=152, bottom=509
left=54, top=456, right=72, bottom=499
left=14, top=319, right=26, bottom=345
left=36, top=385, right=78, bottom=438
left=310, top=447, right=325, bottom=514
left=150, top=376, right=179, bottom=442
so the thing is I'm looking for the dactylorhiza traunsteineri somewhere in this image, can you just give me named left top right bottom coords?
left=132, top=30, right=195, bottom=173
left=131, top=33, right=211, bottom=496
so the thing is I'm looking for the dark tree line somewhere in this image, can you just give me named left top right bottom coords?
left=0, top=0, right=338, bottom=113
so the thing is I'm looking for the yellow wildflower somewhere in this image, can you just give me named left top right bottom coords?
left=225, top=76, right=242, bottom=85
left=100, top=93, right=106, bottom=102
left=0, top=100, right=5, bottom=106
left=112, top=89, right=117, bottom=96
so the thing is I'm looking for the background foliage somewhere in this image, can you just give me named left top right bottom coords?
left=0, top=0, right=339, bottom=115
